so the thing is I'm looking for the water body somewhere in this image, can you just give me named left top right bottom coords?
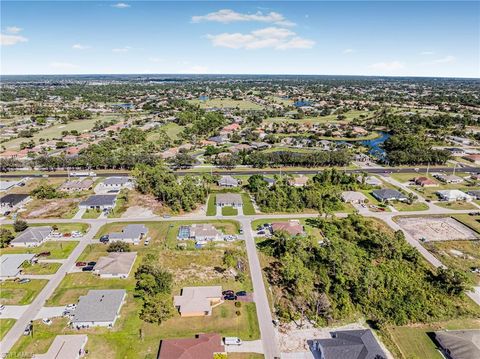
left=360, top=131, right=390, bottom=157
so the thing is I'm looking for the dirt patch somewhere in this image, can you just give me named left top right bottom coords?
left=173, top=263, right=236, bottom=284
left=397, top=216, right=479, bottom=242
left=22, top=198, right=80, bottom=219
left=121, top=206, right=155, bottom=218
left=128, top=192, right=167, bottom=215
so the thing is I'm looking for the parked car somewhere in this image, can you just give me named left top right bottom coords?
left=144, top=238, right=150, bottom=246
left=224, top=294, right=237, bottom=300
left=65, top=304, right=76, bottom=310
left=236, top=291, right=247, bottom=297
left=99, top=235, right=109, bottom=243
left=163, top=215, right=171, bottom=219
left=0, top=304, right=5, bottom=311
left=49, top=232, right=62, bottom=238
left=42, top=318, right=52, bottom=326
left=87, top=261, right=96, bottom=266
left=76, top=262, right=86, bottom=267
left=224, top=337, right=242, bottom=345
left=18, top=278, right=31, bottom=284
left=222, top=290, right=234, bottom=296
left=82, top=266, right=94, bottom=272
left=71, top=231, right=82, bottom=238
left=23, top=325, right=32, bottom=336
left=3, top=211, right=11, bottom=216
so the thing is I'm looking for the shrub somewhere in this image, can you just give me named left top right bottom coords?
left=14, top=220, right=28, bottom=232
left=235, top=301, right=242, bottom=308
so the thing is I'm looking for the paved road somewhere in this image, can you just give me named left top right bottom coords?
left=2, top=166, right=479, bottom=178
left=0, top=222, right=102, bottom=357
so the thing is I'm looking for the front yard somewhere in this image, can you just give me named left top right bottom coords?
left=0, top=241, right=79, bottom=259
left=0, top=279, right=48, bottom=305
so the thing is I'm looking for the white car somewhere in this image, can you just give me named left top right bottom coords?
left=65, top=304, right=76, bottom=310
left=49, top=232, right=62, bottom=238
left=42, top=318, right=52, bottom=326
left=71, top=231, right=82, bottom=238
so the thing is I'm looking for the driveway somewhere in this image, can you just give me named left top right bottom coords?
left=225, top=340, right=263, bottom=354
left=34, top=306, right=66, bottom=320
left=0, top=306, right=28, bottom=320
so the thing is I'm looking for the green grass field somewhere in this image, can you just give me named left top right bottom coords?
left=0, top=279, right=48, bottom=305
left=0, top=241, right=79, bottom=259
left=392, top=202, right=429, bottom=212
left=264, top=110, right=372, bottom=125
left=222, top=206, right=238, bottom=216
left=242, top=193, right=256, bottom=215
left=0, top=319, right=15, bottom=340
left=206, top=194, right=216, bottom=216
left=188, top=98, right=264, bottom=110
left=21, top=262, right=61, bottom=275
left=82, top=209, right=101, bottom=219
left=435, top=201, right=477, bottom=210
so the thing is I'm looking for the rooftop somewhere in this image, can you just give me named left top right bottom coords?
left=94, top=252, right=137, bottom=276
left=72, top=289, right=126, bottom=324
left=11, top=226, right=52, bottom=245
left=158, top=333, right=224, bottom=359
left=80, top=194, right=117, bottom=207
left=174, top=286, right=222, bottom=315
left=0, top=253, right=35, bottom=277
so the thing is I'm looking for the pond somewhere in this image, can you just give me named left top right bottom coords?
left=361, top=131, right=390, bottom=157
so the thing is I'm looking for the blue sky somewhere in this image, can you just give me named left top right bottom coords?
left=1, top=1, right=479, bottom=77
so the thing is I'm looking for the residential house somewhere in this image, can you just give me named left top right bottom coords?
left=436, top=190, right=473, bottom=202
left=0, top=193, right=30, bottom=212
left=358, top=175, right=382, bottom=187
left=189, top=224, right=222, bottom=242
left=157, top=333, right=225, bottom=359
left=58, top=178, right=94, bottom=192
left=0, top=254, right=36, bottom=279
left=32, top=335, right=88, bottom=359
left=288, top=175, right=309, bottom=187
left=10, top=226, right=52, bottom=248
left=272, top=220, right=304, bottom=236
left=434, top=330, right=480, bottom=359
left=467, top=190, right=480, bottom=200
left=71, top=289, right=126, bottom=328
left=93, top=252, right=137, bottom=278
left=341, top=191, right=368, bottom=204
left=173, top=286, right=223, bottom=317
left=309, top=329, right=387, bottom=359
left=79, top=195, right=117, bottom=210
left=263, top=177, right=276, bottom=187
left=372, top=189, right=408, bottom=202
left=108, top=224, right=148, bottom=245
left=218, top=175, right=239, bottom=188
left=215, top=193, right=243, bottom=208
left=434, top=174, right=464, bottom=184
left=101, top=177, right=132, bottom=190
left=414, top=177, right=439, bottom=187
left=0, top=180, right=22, bottom=192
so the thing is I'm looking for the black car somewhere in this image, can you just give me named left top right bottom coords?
left=99, top=235, right=109, bottom=243
left=222, top=290, right=234, bottom=296
left=224, top=294, right=237, bottom=300
left=236, top=291, right=247, bottom=296
left=82, top=266, right=94, bottom=272
left=87, top=261, right=96, bottom=266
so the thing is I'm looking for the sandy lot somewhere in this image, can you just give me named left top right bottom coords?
left=397, top=216, right=479, bottom=242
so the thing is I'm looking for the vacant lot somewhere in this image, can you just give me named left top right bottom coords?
left=21, top=262, right=61, bottom=275
left=0, top=241, right=79, bottom=259
left=189, top=98, right=264, bottom=110
left=20, top=197, right=80, bottom=219
left=396, top=216, right=479, bottom=242
left=0, top=319, right=15, bottom=340
left=0, top=279, right=48, bottom=305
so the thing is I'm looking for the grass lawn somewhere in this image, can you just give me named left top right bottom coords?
left=241, top=193, right=256, bottom=215
left=82, top=208, right=101, bottom=219
left=0, top=279, right=48, bottom=305
left=0, top=241, right=79, bottom=259
left=21, top=262, right=61, bottom=275
left=423, top=240, right=480, bottom=284
left=222, top=206, right=238, bottom=216
left=386, top=318, right=480, bottom=359
left=0, top=319, right=15, bottom=340
left=392, top=202, right=429, bottom=212
left=189, top=98, right=264, bottom=110
left=108, top=192, right=129, bottom=218
left=435, top=201, right=477, bottom=210
left=206, top=194, right=216, bottom=216
left=452, top=214, right=480, bottom=233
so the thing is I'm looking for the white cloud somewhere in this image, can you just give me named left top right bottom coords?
left=182, top=65, right=209, bottom=74
left=112, top=46, right=131, bottom=53
left=0, top=33, right=28, bottom=46
left=207, top=27, right=314, bottom=50
left=50, top=62, right=79, bottom=70
left=5, top=26, right=22, bottom=34
left=369, top=61, right=406, bottom=72
left=192, top=9, right=295, bottom=27
left=420, top=51, right=434, bottom=55
left=420, top=55, right=456, bottom=66
left=343, top=48, right=355, bottom=54
left=72, top=44, right=90, bottom=50
left=112, top=3, right=130, bottom=9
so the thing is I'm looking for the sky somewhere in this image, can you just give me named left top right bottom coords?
left=1, top=1, right=479, bottom=77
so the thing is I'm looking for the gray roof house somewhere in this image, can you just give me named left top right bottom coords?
left=467, top=190, right=480, bottom=200
left=0, top=253, right=36, bottom=279
left=108, top=224, right=148, bottom=245
left=309, top=329, right=387, bottom=359
left=71, top=289, right=126, bottom=328
left=79, top=195, right=117, bottom=210
left=435, top=330, right=480, bottom=359
left=218, top=175, right=239, bottom=187
left=58, top=178, right=94, bottom=192
left=10, top=226, right=52, bottom=248
left=216, top=193, right=243, bottom=207
left=0, top=193, right=30, bottom=209
left=102, top=177, right=131, bottom=188
left=372, top=189, right=408, bottom=202
left=93, top=252, right=137, bottom=278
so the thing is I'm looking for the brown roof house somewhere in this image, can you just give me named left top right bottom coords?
left=158, top=333, right=225, bottom=359
left=414, top=177, right=439, bottom=187
left=174, top=286, right=223, bottom=317
left=272, top=220, right=304, bottom=236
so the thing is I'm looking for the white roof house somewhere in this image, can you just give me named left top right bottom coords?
left=71, top=289, right=126, bottom=328
left=218, top=175, right=238, bottom=187
left=437, top=190, right=473, bottom=202
left=0, top=253, right=36, bottom=279
left=341, top=191, right=368, bottom=203
left=10, top=226, right=52, bottom=248
left=189, top=224, right=222, bottom=242
left=32, top=335, right=88, bottom=359
left=215, top=193, right=243, bottom=207
left=93, top=252, right=137, bottom=278
left=174, top=286, right=222, bottom=317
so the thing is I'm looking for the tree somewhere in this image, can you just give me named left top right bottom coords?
left=107, top=241, right=131, bottom=253
left=0, top=228, right=14, bottom=248
left=139, top=293, right=174, bottom=324
left=14, top=220, right=28, bottom=232
left=434, top=267, right=472, bottom=295
left=135, top=264, right=173, bottom=296
left=31, top=184, right=63, bottom=199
